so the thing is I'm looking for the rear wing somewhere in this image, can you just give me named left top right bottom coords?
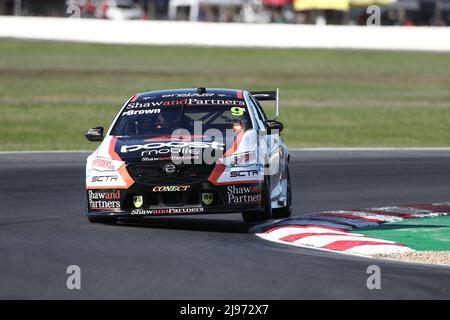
left=250, top=88, right=279, bottom=120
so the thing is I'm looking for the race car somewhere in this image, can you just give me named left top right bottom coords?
left=85, top=88, right=291, bottom=223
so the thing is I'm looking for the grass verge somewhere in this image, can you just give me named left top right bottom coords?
left=1, top=40, right=449, bottom=150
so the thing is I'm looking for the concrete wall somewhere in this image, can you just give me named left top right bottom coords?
left=1, top=16, right=449, bottom=52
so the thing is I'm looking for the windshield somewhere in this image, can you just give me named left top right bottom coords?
left=110, top=101, right=252, bottom=137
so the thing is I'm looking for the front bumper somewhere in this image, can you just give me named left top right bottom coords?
left=86, top=180, right=264, bottom=218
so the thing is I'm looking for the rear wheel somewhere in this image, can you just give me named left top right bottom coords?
left=272, top=165, right=292, bottom=219
left=242, top=176, right=272, bottom=223
left=87, top=216, right=117, bottom=224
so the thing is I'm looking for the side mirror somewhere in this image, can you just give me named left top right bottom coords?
left=85, top=127, right=104, bottom=142
left=265, top=120, right=284, bottom=134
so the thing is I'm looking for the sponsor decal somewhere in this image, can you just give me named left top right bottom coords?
left=126, top=101, right=166, bottom=109
left=230, top=169, right=259, bottom=178
left=89, top=200, right=120, bottom=209
left=182, top=99, right=245, bottom=106
left=161, top=93, right=215, bottom=98
left=92, top=158, right=115, bottom=171
left=122, top=109, right=160, bottom=116
left=172, top=155, right=200, bottom=161
left=88, top=190, right=120, bottom=200
left=126, top=99, right=244, bottom=109
left=227, top=185, right=262, bottom=204
left=133, top=195, right=143, bottom=208
left=152, top=185, right=190, bottom=192
left=141, top=155, right=200, bottom=162
left=91, top=175, right=119, bottom=183
left=141, top=148, right=203, bottom=158
left=130, top=207, right=204, bottom=215
left=88, top=190, right=121, bottom=209
left=231, top=151, right=257, bottom=166
left=141, top=157, right=160, bottom=162
left=121, top=141, right=224, bottom=154
left=201, top=193, right=214, bottom=206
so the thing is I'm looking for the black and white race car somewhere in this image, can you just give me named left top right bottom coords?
left=85, top=88, right=291, bottom=223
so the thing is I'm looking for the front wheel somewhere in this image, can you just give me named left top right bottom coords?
left=242, top=176, right=272, bottom=223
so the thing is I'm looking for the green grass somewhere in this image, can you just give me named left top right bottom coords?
left=357, top=216, right=450, bottom=251
left=1, top=40, right=450, bottom=150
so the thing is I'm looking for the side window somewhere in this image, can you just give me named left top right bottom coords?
left=249, top=95, right=268, bottom=122
left=246, top=94, right=265, bottom=130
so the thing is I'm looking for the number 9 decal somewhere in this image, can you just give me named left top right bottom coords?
left=231, top=107, right=245, bottom=116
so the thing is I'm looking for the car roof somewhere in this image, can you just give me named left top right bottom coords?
left=133, top=88, right=245, bottom=100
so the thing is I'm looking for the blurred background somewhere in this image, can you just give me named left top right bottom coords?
left=0, top=1, right=449, bottom=151
left=1, top=0, right=450, bottom=26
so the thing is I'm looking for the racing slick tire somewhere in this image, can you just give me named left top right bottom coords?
left=272, top=165, right=292, bottom=219
left=87, top=216, right=117, bottom=224
left=242, top=176, right=272, bottom=223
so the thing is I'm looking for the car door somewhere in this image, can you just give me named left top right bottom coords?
left=247, top=94, right=282, bottom=202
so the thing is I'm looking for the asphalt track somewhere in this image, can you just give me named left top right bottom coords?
left=1, top=150, right=450, bottom=299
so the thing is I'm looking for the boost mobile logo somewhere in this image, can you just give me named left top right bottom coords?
left=120, top=141, right=225, bottom=153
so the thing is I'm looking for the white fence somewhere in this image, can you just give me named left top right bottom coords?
left=1, top=16, right=450, bottom=52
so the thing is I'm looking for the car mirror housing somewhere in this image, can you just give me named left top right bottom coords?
left=266, top=120, right=284, bottom=134
left=85, top=127, right=104, bottom=142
